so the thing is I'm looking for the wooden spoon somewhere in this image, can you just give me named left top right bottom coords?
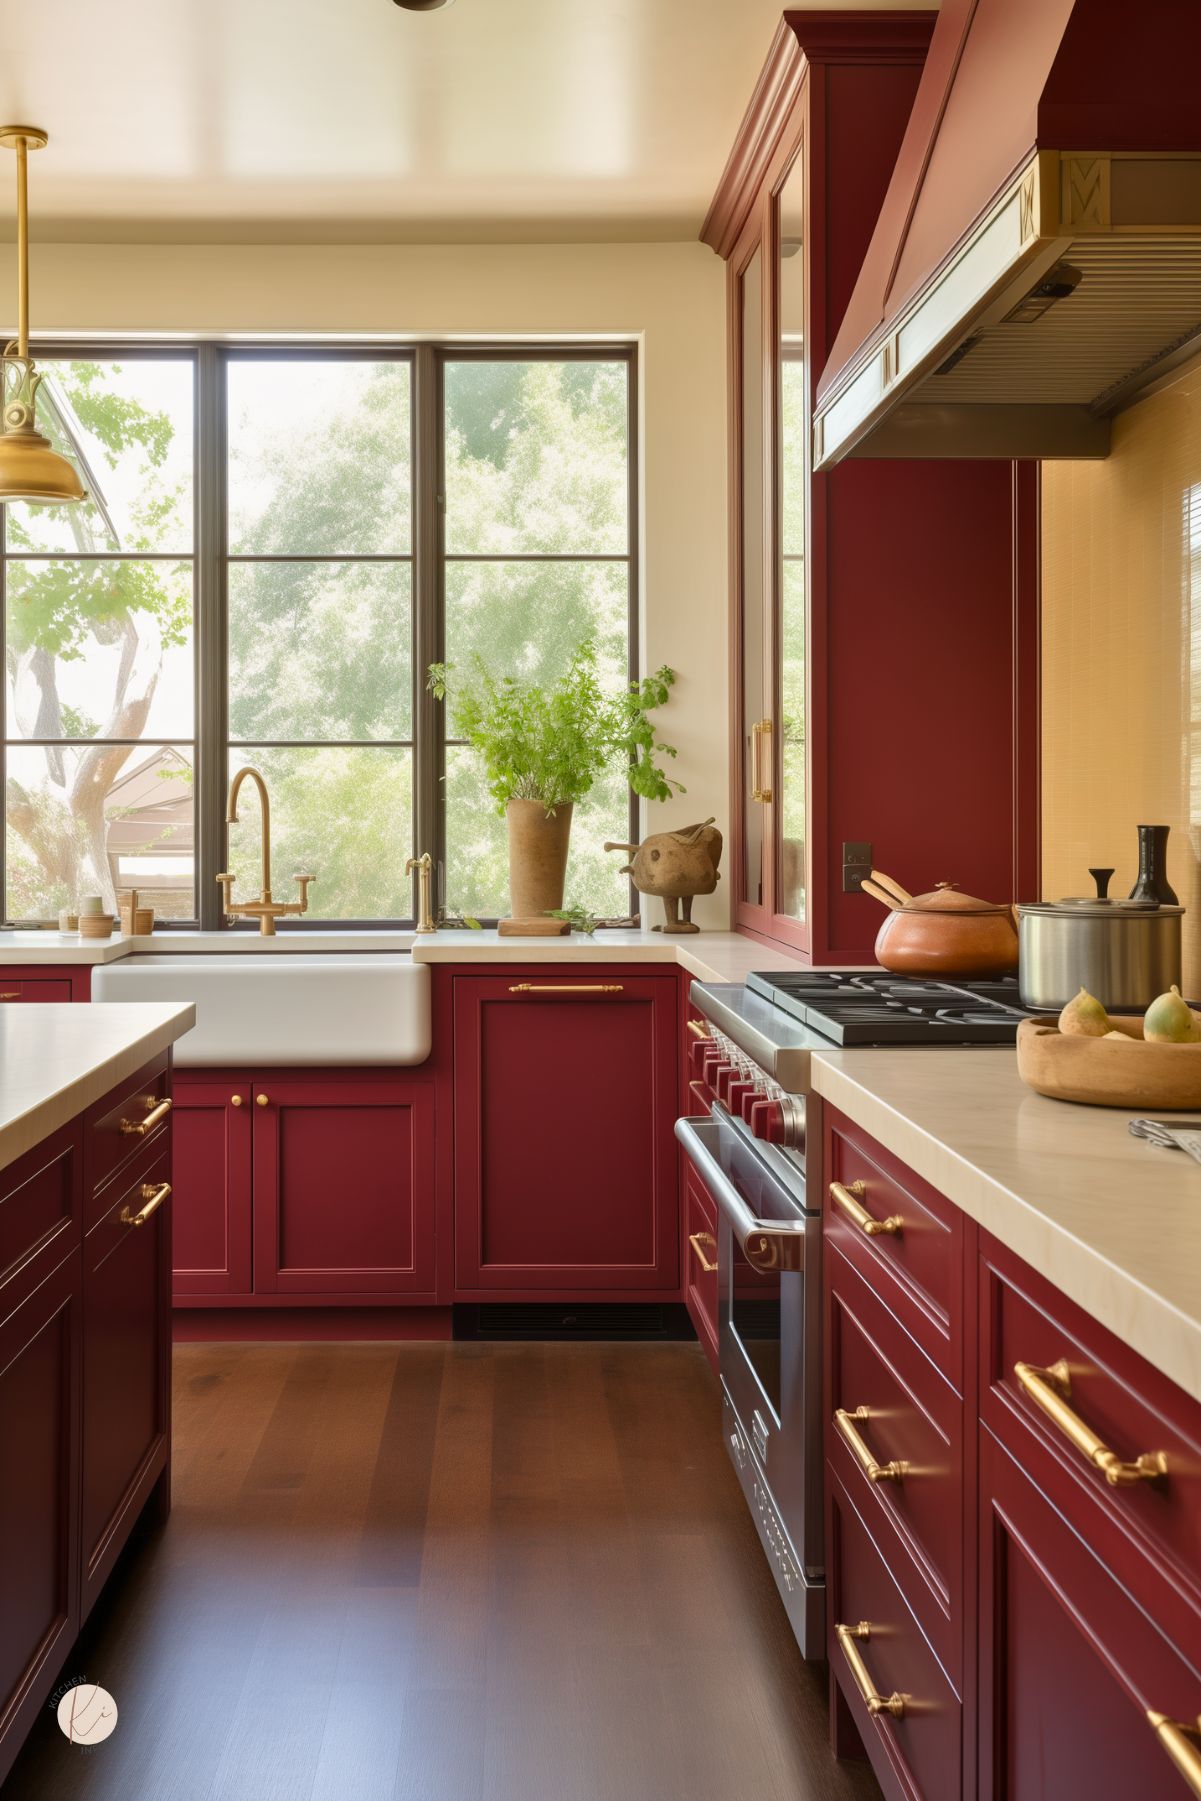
left=869, top=869, right=914, bottom=907
left=861, top=878, right=902, bottom=912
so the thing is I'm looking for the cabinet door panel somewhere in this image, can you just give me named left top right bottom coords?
left=171, top=1079, right=252, bottom=1296
left=979, top=1424, right=1201, bottom=1801
left=0, top=1253, right=80, bottom=1783
left=453, top=975, right=679, bottom=1292
left=82, top=1152, right=170, bottom=1616
left=253, top=1079, right=435, bottom=1298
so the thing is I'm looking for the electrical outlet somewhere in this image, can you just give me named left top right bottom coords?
left=842, top=841, right=873, bottom=894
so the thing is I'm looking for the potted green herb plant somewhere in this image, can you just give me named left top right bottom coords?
left=428, top=640, right=681, bottom=922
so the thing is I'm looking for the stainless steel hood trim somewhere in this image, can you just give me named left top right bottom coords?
left=814, top=147, right=1201, bottom=468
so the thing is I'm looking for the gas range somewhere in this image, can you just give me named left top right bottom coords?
left=676, top=968, right=1029, bottom=1663
left=693, top=969, right=1028, bottom=1096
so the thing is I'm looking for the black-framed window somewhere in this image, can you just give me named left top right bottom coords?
left=0, top=343, right=637, bottom=928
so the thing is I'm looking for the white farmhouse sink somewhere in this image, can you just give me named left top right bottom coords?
left=91, top=955, right=430, bottom=1067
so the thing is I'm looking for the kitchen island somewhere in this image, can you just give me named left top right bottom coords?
left=0, top=1001, right=194, bottom=1788
left=811, top=1047, right=1201, bottom=1801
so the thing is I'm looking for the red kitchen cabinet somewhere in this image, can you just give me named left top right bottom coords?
left=683, top=1171, right=719, bottom=1373
left=171, top=1080, right=253, bottom=1296
left=0, top=1064, right=173, bottom=1786
left=453, top=973, right=679, bottom=1295
left=709, top=18, right=1038, bottom=962
left=171, top=1070, right=437, bottom=1305
left=979, top=1424, right=1201, bottom=1801
left=0, top=966, right=90, bottom=1003
left=80, top=1149, right=172, bottom=1620
left=0, top=1251, right=81, bottom=1788
left=823, top=1108, right=1201, bottom=1801
left=252, top=1078, right=435, bottom=1298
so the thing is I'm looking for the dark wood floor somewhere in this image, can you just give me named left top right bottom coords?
left=6, top=1340, right=880, bottom=1801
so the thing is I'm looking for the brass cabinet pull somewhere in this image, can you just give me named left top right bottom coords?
left=830, top=1179, right=902, bottom=1238
left=507, top=983, right=624, bottom=995
left=256, top=1093, right=270, bottom=1107
left=750, top=717, right=773, bottom=803
left=688, top=1231, right=718, bottom=1274
left=835, top=1622, right=906, bottom=1719
left=834, top=1406, right=907, bottom=1483
left=1148, top=1711, right=1201, bottom=1796
left=686, top=1019, right=711, bottom=1040
left=0, top=991, right=19, bottom=999
left=1013, top=1360, right=1168, bottom=1486
left=119, top=1095, right=173, bottom=1138
left=230, top=1094, right=244, bottom=1107
left=121, top=1180, right=171, bottom=1227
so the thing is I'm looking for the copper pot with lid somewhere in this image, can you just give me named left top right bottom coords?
left=862, top=870, right=1019, bottom=978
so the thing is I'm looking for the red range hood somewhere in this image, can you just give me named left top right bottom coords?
left=813, top=0, right=1201, bottom=466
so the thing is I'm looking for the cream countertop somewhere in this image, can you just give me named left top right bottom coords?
left=0, top=926, right=814, bottom=984
left=0, top=1001, right=196, bottom=1176
left=408, top=929, right=813, bottom=984
left=811, top=1047, right=1201, bottom=1406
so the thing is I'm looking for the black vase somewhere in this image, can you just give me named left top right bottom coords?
left=1129, top=824, right=1179, bottom=905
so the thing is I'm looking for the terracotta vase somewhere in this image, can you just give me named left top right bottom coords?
left=506, top=798, right=573, bottom=921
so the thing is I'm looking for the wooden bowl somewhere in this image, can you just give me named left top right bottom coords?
left=1016, top=1016, right=1201, bottom=1109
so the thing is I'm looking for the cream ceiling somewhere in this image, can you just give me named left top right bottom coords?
left=0, top=0, right=932, bottom=243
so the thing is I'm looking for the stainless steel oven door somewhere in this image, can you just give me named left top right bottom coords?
left=675, top=1106, right=824, bottom=1651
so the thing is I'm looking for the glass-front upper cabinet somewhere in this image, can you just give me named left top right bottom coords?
left=738, top=242, right=770, bottom=914
left=776, top=150, right=806, bottom=927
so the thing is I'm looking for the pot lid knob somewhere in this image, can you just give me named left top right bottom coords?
left=1088, top=866, right=1115, bottom=900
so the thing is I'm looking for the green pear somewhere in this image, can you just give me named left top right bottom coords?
left=1058, top=987, right=1111, bottom=1037
left=1144, top=985, right=1196, bottom=1044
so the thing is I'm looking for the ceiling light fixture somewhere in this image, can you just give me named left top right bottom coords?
left=0, top=125, right=85, bottom=506
left=392, top=0, right=456, bottom=10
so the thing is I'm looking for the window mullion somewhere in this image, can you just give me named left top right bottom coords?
left=412, top=345, right=443, bottom=921
left=196, top=344, right=228, bottom=930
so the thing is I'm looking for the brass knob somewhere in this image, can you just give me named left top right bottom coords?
left=230, top=1094, right=244, bottom=1107
left=256, top=1093, right=269, bottom=1107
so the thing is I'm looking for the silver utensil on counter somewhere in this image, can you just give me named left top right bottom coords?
left=1129, top=1118, right=1201, bottom=1165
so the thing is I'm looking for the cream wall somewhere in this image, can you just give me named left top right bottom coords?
left=1042, top=351, right=1201, bottom=991
left=1, top=240, right=731, bottom=924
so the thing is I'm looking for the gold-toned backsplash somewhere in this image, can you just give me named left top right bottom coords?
left=1043, top=351, right=1201, bottom=994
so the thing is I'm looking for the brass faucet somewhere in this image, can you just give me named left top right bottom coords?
left=217, top=766, right=314, bottom=936
left=406, top=852, right=436, bottom=934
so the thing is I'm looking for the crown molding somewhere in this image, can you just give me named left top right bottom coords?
left=700, top=11, right=935, bottom=259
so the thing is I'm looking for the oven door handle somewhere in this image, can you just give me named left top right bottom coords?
left=675, top=1116, right=809, bottom=1273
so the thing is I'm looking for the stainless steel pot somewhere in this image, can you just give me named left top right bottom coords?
left=1017, top=899, right=1183, bottom=1012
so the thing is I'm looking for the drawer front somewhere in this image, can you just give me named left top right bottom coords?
left=87, top=1055, right=171, bottom=1217
left=0, top=979, right=73, bottom=1004
left=981, top=1235, right=1201, bottom=1621
left=0, top=1126, right=81, bottom=1307
left=684, top=1171, right=718, bottom=1369
left=980, top=1423, right=1201, bottom=1801
left=827, top=1112, right=961, bottom=1382
left=829, top=1467, right=961, bottom=1801
left=827, top=1242, right=962, bottom=1682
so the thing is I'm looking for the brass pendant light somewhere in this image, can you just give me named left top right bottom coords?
left=0, top=125, right=85, bottom=505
